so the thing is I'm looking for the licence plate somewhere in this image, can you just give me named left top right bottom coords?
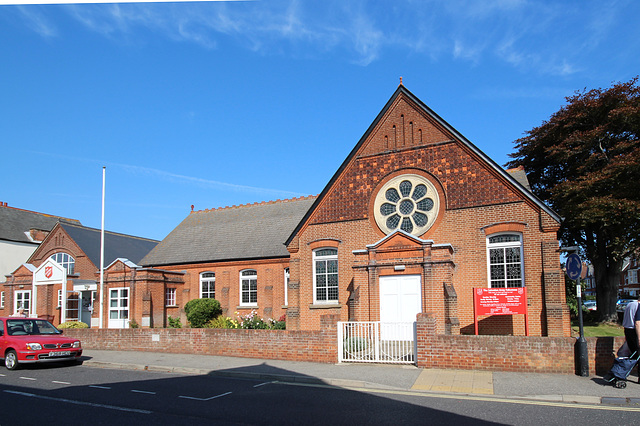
left=48, top=351, right=71, bottom=357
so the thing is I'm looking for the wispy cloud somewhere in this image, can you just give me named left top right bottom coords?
left=15, top=0, right=635, bottom=76
left=28, top=150, right=305, bottom=198
left=118, top=162, right=306, bottom=198
left=17, top=5, right=58, bottom=37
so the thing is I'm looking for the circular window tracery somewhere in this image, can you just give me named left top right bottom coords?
left=373, top=174, right=440, bottom=236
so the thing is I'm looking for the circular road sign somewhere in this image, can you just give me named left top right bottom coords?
left=566, top=253, right=582, bottom=280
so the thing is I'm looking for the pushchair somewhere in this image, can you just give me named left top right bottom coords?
left=604, top=351, right=639, bottom=389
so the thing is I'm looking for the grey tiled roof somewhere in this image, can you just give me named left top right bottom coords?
left=0, top=205, right=81, bottom=244
left=140, top=196, right=316, bottom=267
left=506, top=166, right=532, bottom=191
left=59, top=223, right=159, bottom=267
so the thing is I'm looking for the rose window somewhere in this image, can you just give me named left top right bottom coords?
left=373, top=174, right=440, bottom=236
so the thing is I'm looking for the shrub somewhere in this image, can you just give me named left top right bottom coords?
left=58, top=321, right=89, bottom=329
left=129, top=319, right=139, bottom=328
left=343, top=336, right=370, bottom=353
left=184, top=298, right=222, bottom=328
left=236, top=310, right=285, bottom=330
left=205, top=316, right=239, bottom=329
left=237, top=310, right=269, bottom=329
left=167, top=315, right=182, bottom=328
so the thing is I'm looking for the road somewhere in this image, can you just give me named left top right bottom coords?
left=0, top=363, right=637, bottom=425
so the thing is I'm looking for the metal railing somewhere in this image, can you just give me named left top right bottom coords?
left=338, top=321, right=416, bottom=364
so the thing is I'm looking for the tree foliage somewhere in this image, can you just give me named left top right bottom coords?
left=507, top=77, right=640, bottom=321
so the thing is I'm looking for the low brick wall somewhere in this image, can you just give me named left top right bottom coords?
left=416, top=313, right=622, bottom=375
left=65, top=314, right=622, bottom=375
left=66, top=327, right=338, bottom=364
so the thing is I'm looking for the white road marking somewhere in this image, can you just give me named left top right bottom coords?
left=131, top=390, right=156, bottom=395
left=89, top=385, right=111, bottom=389
left=3, top=390, right=152, bottom=414
left=253, top=381, right=275, bottom=388
left=179, top=391, right=232, bottom=401
left=52, top=381, right=71, bottom=384
left=19, top=377, right=37, bottom=381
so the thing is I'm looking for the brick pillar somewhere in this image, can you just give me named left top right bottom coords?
left=264, top=285, right=273, bottom=318
left=367, top=265, right=378, bottom=321
left=415, top=312, right=437, bottom=368
left=541, top=240, right=571, bottom=337
left=142, top=291, right=152, bottom=328
left=443, top=283, right=460, bottom=335
left=221, top=287, right=229, bottom=317
left=287, top=257, right=301, bottom=330
left=320, top=313, right=339, bottom=363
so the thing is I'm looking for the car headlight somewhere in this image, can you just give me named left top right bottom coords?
left=26, top=343, right=42, bottom=351
left=73, top=341, right=81, bottom=348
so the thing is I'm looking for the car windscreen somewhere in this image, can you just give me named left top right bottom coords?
left=6, top=319, right=61, bottom=336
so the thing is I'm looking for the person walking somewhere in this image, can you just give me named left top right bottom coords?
left=622, top=297, right=640, bottom=356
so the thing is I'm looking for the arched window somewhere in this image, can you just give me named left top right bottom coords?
left=313, top=248, right=338, bottom=303
left=487, top=234, right=524, bottom=288
left=240, top=270, right=257, bottom=306
left=200, top=272, right=215, bottom=299
left=50, top=252, right=75, bottom=275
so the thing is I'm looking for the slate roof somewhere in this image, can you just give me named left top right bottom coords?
left=140, top=196, right=317, bottom=267
left=58, top=223, right=159, bottom=267
left=0, top=204, right=81, bottom=244
left=506, top=166, right=532, bottom=191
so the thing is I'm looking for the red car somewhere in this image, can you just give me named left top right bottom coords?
left=0, top=317, right=82, bottom=370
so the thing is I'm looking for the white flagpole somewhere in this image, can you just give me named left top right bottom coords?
left=99, top=167, right=106, bottom=328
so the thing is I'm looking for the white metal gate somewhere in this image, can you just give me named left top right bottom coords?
left=338, top=321, right=416, bottom=364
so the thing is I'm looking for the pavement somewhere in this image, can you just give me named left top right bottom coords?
left=80, top=349, right=640, bottom=407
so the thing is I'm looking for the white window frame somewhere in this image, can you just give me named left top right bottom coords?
left=165, top=288, right=176, bottom=307
left=109, top=287, right=129, bottom=321
left=57, top=289, right=63, bottom=308
left=240, top=269, right=258, bottom=307
left=284, top=268, right=290, bottom=306
left=313, top=248, right=339, bottom=304
left=14, top=290, right=31, bottom=316
left=200, top=272, right=216, bottom=299
left=50, top=252, right=75, bottom=275
left=486, top=233, right=524, bottom=288
left=0, top=291, right=4, bottom=308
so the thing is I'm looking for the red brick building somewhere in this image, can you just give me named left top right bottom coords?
left=1, top=222, right=159, bottom=328
left=140, top=85, right=569, bottom=337
left=3, top=85, right=570, bottom=337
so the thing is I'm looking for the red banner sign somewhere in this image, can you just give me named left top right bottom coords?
left=473, top=287, right=528, bottom=335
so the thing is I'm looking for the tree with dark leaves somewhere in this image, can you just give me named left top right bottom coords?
left=507, top=77, right=640, bottom=322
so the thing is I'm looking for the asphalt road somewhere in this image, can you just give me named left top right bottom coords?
left=0, top=364, right=638, bottom=425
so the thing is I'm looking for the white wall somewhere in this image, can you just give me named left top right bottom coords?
left=0, top=240, right=38, bottom=282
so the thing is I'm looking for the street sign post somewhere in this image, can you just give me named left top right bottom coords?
left=566, top=252, right=588, bottom=377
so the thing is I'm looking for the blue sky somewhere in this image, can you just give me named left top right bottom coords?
left=1, top=0, right=639, bottom=242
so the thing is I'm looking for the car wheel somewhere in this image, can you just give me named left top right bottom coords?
left=5, top=350, right=19, bottom=371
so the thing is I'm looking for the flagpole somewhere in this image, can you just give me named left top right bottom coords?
left=99, top=167, right=105, bottom=329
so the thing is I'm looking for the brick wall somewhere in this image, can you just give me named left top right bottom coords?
left=66, top=313, right=621, bottom=374
left=65, top=316, right=338, bottom=364
left=415, top=313, right=622, bottom=375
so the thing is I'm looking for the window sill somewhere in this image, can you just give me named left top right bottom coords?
left=237, top=305, right=258, bottom=310
left=165, top=305, right=179, bottom=308
left=308, top=303, right=341, bottom=310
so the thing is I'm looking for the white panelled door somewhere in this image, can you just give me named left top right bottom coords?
left=379, top=275, right=421, bottom=340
